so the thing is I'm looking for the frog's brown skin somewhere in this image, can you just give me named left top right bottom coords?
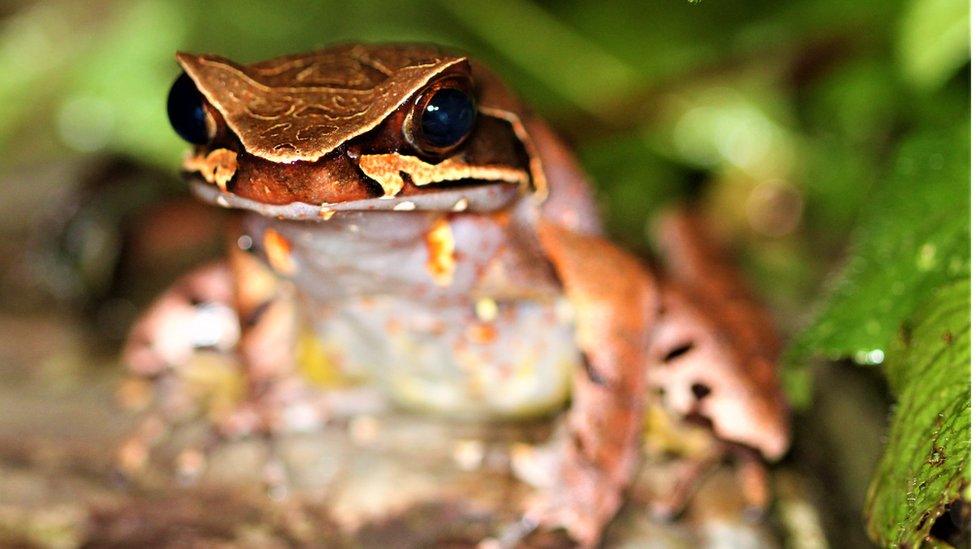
left=122, top=44, right=789, bottom=546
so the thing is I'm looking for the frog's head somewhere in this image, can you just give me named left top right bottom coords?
left=168, top=44, right=545, bottom=219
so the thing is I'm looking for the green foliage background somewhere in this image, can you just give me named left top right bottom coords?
left=0, top=0, right=969, bottom=546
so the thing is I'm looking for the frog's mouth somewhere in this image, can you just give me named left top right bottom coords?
left=188, top=175, right=522, bottom=220
left=181, top=109, right=533, bottom=219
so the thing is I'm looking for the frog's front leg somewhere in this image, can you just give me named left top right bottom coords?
left=223, top=237, right=309, bottom=438
left=119, top=261, right=240, bottom=476
left=520, top=220, right=658, bottom=546
left=119, top=230, right=320, bottom=479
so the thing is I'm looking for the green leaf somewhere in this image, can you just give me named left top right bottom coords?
left=786, top=124, right=970, bottom=394
left=865, top=277, right=971, bottom=547
left=897, top=0, right=970, bottom=91
left=784, top=120, right=970, bottom=542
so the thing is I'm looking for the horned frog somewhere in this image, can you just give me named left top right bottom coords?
left=122, top=43, right=790, bottom=546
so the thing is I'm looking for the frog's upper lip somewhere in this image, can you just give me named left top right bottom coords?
left=188, top=177, right=521, bottom=220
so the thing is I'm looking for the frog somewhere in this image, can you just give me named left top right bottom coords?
left=121, top=43, right=790, bottom=546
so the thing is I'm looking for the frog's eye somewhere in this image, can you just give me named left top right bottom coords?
left=405, top=79, right=476, bottom=155
left=167, top=72, right=219, bottom=145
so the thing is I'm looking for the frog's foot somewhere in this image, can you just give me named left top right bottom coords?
left=639, top=443, right=772, bottom=523
left=480, top=517, right=575, bottom=549
left=645, top=452, right=720, bottom=520
left=524, top=472, right=618, bottom=547
left=505, top=437, right=622, bottom=548
left=117, top=261, right=239, bottom=477
left=116, top=412, right=310, bottom=500
left=116, top=411, right=223, bottom=484
left=731, top=446, right=772, bottom=517
left=118, top=262, right=329, bottom=484
left=117, top=374, right=331, bottom=493
left=118, top=365, right=330, bottom=475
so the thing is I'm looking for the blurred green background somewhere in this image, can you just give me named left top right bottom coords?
left=0, top=0, right=969, bottom=547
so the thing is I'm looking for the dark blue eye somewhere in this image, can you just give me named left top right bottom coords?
left=167, top=72, right=211, bottom=145
left=414, top=87, right=475, bottom=152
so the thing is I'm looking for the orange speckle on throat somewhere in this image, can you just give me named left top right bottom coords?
left=466, top=323, right=498, bottom=344
left=425, top=216, right=456, bottom=286
left=263, top=229, right=297, bottom=275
